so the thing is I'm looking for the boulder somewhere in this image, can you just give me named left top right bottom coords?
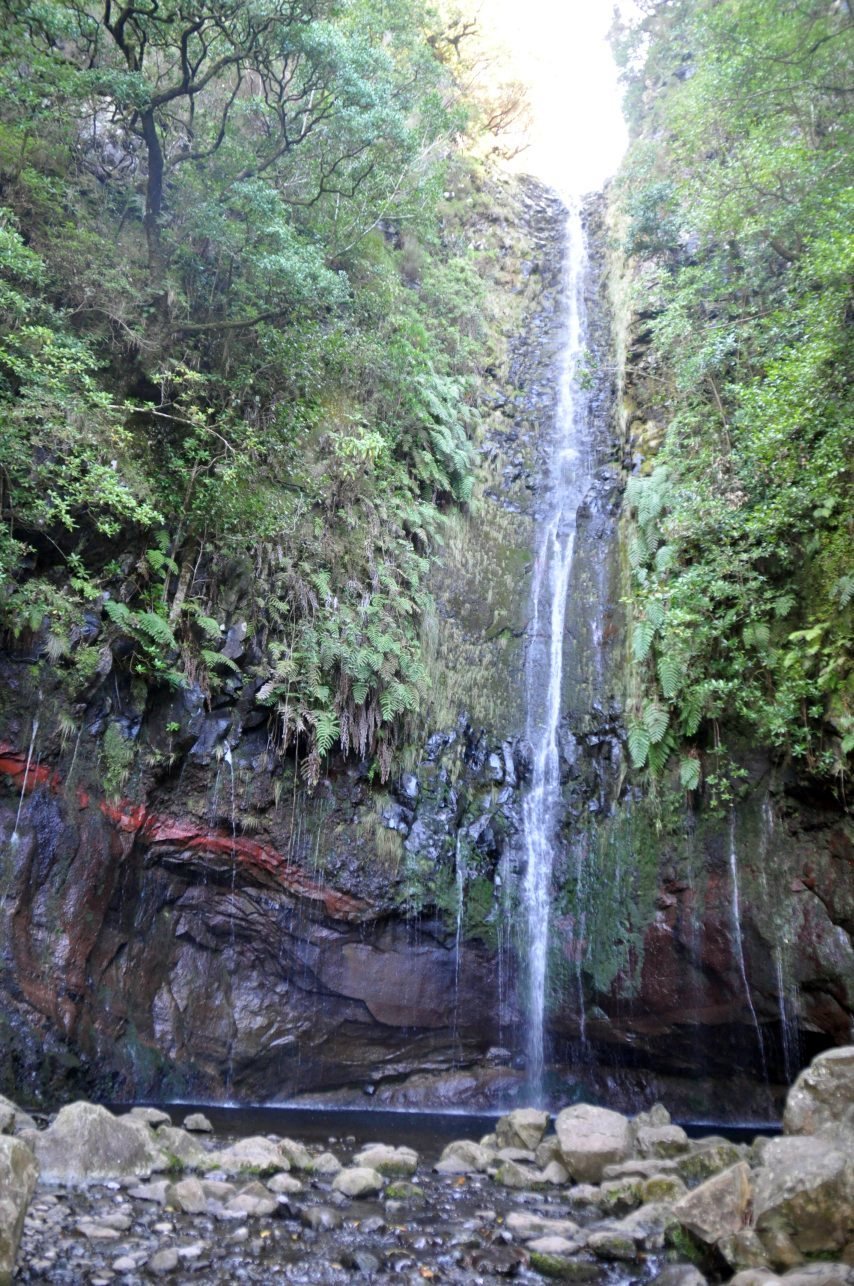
left=435, top=1140, right=494, bottom=1174
left=587, top=1227, right=640, bottom=1260
left=641, top=1173, right=688, bottom=1203
left=753, top=1134, right=854, bottom=1257
left=633, top=1104, right=671, bottom=1129
left=278, top=1138, right=313, bottom=1170
left=615, top=1201, right=681, bottom=1252
left=717, top=1229, right=772, bottom=1271
left=0, top=1096, right=37, bottom=1136
left=527, top=1253, right=601, bottom=1281
left=527, top=1236, right=581, bottom=1256
left=31, top=1102, right=164, bottom=1184
left=777, top=1268, right=854, bottom=1285
left=127, top=1107, right=172, bottom=1127
left=267, top=1172, right=303, bottom=1195
left=127, top=1180, right=170, bottom=1203
left=156, top=1125, right=211, bottom=1169
left=182, top=1113, right=213, bottom=1133
left=332, top=1166, right=385, bottom=1198
left=676, top=1139, right=742, bottom=1185
left=495, top=1108, right=550, bottom=1152
left=783, top=1046, right=854, bottom=1141
left=309, top=1151, right=342, bottom=1176
left=555, top=1104, right=631, bottom=1183
left=603, top=1158, right=680, bottom=1181
left=504, top=1211, right=581, bottom=1241
left=634, top=1125, right=690, bottom=1158
left=210, top=1136, right=287, bottom=1177
left=225, top=1182, right=277, bottom=1217
left=0, top=1136, right=38, bottom=1285
left=673, top=1161, right=753, bottom=1245
left=352, top=1144, right=418, bottom=1176
left=201, top=1179, right=237, bottom=1202
left=166, top=1177, right=208, bottom=1214
left=536, top=1136, right=563, bottom=1168
left=729, top=1274, right=780, bottom=1286
left=496, top=1146, right=537, bottom=1163
left=495, top=1158, right=544, bottom=1188
left=655, top=1269, right=709, bottom=1286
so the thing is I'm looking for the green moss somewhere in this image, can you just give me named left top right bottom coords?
left=385, top=1181, right=424, bottom=1200
left=100, top=721, right=136, bottom=800
left=528, top=1254, right=602, bottom=1281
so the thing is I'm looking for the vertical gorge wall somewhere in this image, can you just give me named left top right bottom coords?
left=0, top=177, right=851, bottom=1117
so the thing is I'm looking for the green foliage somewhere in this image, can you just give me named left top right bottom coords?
left=101, top=722, right=136, bottom=800
left=614, top=0, right=853, bottom=790
left=0, top=0, right=491, bottom=779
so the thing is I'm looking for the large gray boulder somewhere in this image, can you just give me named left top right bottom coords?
left=434, top=1139, right=494, bottom=1174
left=555, top=1104, right=631, bottom=1182
left=209, top=1136, right=287, bottom=1177
left=0, top=1096, right=37, bottom=1137
left=0, top=1136, right=38, bottom=1285
left=673, top=1161, right=753, bottom=1246
left=752, top=1134, right=854, bottom=1257
left=332, top=1166, right=384, bottom=1197
left=783, top=1046, right=854, bottom=1140
left=495, top=1108, right=549, bottom=1152
left=31, top=1102, right=164, bottom=1184
left=352, top=1144, right=417, bottom=1176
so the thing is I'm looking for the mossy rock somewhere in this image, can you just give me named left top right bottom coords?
left=676, top=1142, right=741, bottom=1186
left=384, top=1181, right=425, bottom=1201
left=528, top=1254, right=602, bottom=1281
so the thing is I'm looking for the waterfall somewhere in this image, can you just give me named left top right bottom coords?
left=521, top=203, right=592, bottom=1098
left=727, top=814, right=769, bottom=1083
left=11, top=717, right=39, bottom=845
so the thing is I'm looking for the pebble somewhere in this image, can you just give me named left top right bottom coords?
left=147, top=1247, right=180, bottom=1275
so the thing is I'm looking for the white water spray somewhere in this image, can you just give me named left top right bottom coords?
left=521, top=204, right=592, bottom=1098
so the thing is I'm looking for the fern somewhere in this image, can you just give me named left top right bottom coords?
left=679, top=689, right=704, bottom=737
left=743, top=621, right=771, bottom=650
left=646, top=600, right=665, bottom=630
left=657, top=653, right=683, bottom=699
left=135, top=611, right=178, bottom=649
left=104, top=600, right=134, bottom=630
left=679, top=756, right=701, bottom=791
left=642, top=700, right=669, bottom=744
left=201, top=648, right=240, bottom=673
left=655, top=544, right=676, bottom=574
left=312, top=709, right=340, bottom=757
left=628, top=532, right=649, bottom=570
left=627, top=722, right=651, bottom=768
left=632, top=618, right=656, bottom=663
left=647, top=735, right=673, bottom=775
left=832, top=575, right=854, bottom=609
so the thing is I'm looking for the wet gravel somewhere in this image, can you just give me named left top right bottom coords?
left=16, top=1115, right=667, bottom=1285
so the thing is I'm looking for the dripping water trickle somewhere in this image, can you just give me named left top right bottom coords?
left=224, top=743, right=238, bottom=1098
left=520, top=203, right=592, bottom=1101
left=727, top=813, right=769, bottom=1083
left=11, top=717, right=39, bottom=846
left=452, top=834, right=466, bottom=1050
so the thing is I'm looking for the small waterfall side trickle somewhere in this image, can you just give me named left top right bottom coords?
left=11, top=716, right=39, bottom=845
left=520, top=203, right=593, bottom=1099
left=727, top=813, right=769, bottom=1083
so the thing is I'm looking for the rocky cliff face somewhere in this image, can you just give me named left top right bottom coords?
left=0, top=178, right=851, bottom=1117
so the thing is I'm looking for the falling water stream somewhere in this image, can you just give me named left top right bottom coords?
left=521, top=204, right=592, bottom=1098
left=727, top=814, right=769, bottom=1083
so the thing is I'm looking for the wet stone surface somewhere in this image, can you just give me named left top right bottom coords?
left=16, top=1122, right=666, bottom=1285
